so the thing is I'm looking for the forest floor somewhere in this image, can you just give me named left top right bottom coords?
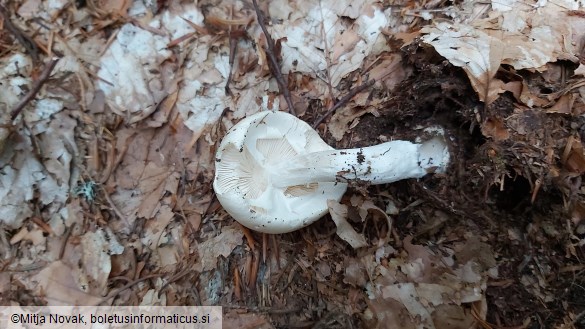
left=1, top=0, right=585, bottom=328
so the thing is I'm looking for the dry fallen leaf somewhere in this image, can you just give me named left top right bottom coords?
left=327, top=199, right=368, bottom=249
left=421, top=22, right=506, bottom=104
left=98, top=4, right=202, bottom=124
left=140, top=279, right=166, bottom=306
left=81, top=228, right=124, bottom=296
left=481, top=117, right=510, bottom=141
left=546, top=93, right=579, bottom=115
left=141, top=205, right=175, bottom=251
left=363, top=235, right=492, bottom=329
left=368, top=54, right=409, bottom=90
left=31, top=261, right=104, bottom=305
left=563, top=139, right=585, bottom=174
left=98, top=23, right=173, bottom=124
left=196, top=226, right=244, bottom=272
left=422, top=1, right=583, bottom=104
left=176, top=38, right=231, bottom=142
left=0, top=53, right=32, bottom=156
left=328, top=107, right=369, bottom=141
left=269, top=0, right=388, bottom=87
left=0, top=122, right=73, bottom=230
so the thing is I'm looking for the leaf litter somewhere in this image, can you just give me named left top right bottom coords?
left=1, top=0, right=585, bottom=327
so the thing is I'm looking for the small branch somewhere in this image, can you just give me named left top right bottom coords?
left=225, top=5, right=237, bottom=96
left=312, top=79, right=375, bottom=128
left=97, top=274, right=163, bottom=305
left=0, top=4, right=39, bottom=62
left=318, top=3, right=335, bottom=107
left=58, top=223, right=76, bottom=260
left=10, top=57, right=60, bottom=122
left=225, top=30, right=238, bottom=96
left=251, top=0, right=296, bottom=116
left=102, top=187, right=131, bottom=228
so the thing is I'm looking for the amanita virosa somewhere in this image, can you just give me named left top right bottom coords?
left=213, top=111, right=449, bottom=234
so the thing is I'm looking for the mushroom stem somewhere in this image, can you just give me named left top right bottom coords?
left=270, top=137, right=448, bottom=187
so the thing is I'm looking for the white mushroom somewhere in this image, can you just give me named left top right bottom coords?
left=213, top=111, right=449, bottom=234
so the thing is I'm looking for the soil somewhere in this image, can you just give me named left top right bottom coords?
left=2, top=2, right=584, bottom=328
left=3, top=51, right=580, bottom=329
left=226, top=47, right=585, bottom=327
left=311, top=48, right=585, bottom=328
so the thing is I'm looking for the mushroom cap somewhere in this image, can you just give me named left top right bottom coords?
left=213, top=111, right=347, bottom=234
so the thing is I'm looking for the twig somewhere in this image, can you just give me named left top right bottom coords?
left=10, top=57, right=60, bottom=121
left=102, top=188, right=131, bottom=228
left=59, top=223, right=76, bottom=260
left=225, top=5, right=237, bottom=96
left=318, top=3, right=335, bottom=106
left=0, top=4, right=39, bottom=62
left=97, top=274, right=162, bottom=305
left=251, top=0, right=296, bottom=116
left=3, top=262, right=48, bottom=273
left=237, top=222, right=257, bottom=251
left=158, top=267, right=196, bottom=298
left=225, top=28, right=238, bottom=96
left=312, top=79, right=375, bottom=128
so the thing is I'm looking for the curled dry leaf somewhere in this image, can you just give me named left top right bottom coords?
left=421, top=1, right=584, bottom=104
left=81, top=228, right=124, bottom=296
left=98, top=5, right=203, bottom=124
left=328, top=107, right=370, bottom=141
left=562, top=138, right=585, bottom=175
left=0, top=112, right=75, bottom=229
left=327, top=200, right=368, bottom=249
left=98, top=23, right=173, bottom=124
left=177, top=49, right=231, bottom=141
left=421, top=22, right=506, bottom=104
left=368, top=54, right=409, bottom=90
